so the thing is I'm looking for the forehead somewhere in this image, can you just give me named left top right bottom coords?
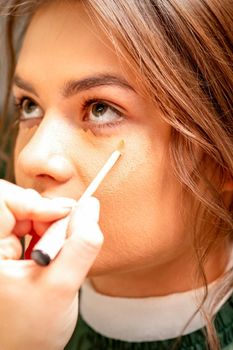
left=16, top=1, right=123, bottom=82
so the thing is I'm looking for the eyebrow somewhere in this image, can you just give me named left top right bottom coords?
left=13, top=75, right=39, bottom=97
left=62, top=74, right=135, bottom=97
left=13, top=73, right=135, bottom=98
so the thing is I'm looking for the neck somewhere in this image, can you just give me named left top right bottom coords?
left=91, top=242, right=230, bottom=297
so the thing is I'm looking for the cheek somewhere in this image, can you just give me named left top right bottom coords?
left=94, top=136, right=187, bottom=273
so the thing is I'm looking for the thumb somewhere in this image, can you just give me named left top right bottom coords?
left=48, top=197, right=104, bottom=292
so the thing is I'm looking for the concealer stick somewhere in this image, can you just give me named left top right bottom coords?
left=31, top=141, right=124, bottom=266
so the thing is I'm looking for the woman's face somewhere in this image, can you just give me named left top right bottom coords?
left=13, top=1, right=189, bottom=279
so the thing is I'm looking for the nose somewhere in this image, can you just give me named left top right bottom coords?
left=15, top=113, right=75, bottom=184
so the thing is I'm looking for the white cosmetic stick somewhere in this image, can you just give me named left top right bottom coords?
left=31, top=141, right=124, bottom=266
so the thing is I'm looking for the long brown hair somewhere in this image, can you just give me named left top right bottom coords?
left=0, top=1, right=233, bottom=348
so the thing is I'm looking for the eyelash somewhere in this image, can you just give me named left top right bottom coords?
left=81, top=98, right=124, bottom=129
left=13, top=96, right=125, bottom=131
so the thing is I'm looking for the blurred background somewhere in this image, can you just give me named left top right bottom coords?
left=0, top=11, right=26, bottom=180
left=0, top=15, right=8, bottom=179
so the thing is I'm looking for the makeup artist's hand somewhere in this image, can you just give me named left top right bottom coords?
left=0, top=180, right=103, bottom=350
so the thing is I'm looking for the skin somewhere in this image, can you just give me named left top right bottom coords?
left=13, top=1, right=230, bottom=297
left=0, top=190, right=103, bottom=350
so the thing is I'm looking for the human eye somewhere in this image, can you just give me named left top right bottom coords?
left=82, top=99, right=124, bottom=130
left=14, top=97, right=43, bottom=121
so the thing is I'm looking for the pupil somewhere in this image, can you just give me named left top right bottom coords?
left=93, top=103, right=107, bottom=117
left=24, top=100, right=36, bottom=113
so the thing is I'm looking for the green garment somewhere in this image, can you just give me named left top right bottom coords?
left=64, top=294, right=233, bottom=350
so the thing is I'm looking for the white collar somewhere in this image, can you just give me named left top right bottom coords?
left=80, top=257, right=233, bottom=342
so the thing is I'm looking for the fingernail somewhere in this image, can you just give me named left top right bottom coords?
left=75, top=197, right=100, bottom=222
left=50, top=197, right=76, bottom=208
left=41, top=198, right=73, bottom=211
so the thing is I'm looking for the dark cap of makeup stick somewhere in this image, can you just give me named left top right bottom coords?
left=31, top=250, right=51, bottom=266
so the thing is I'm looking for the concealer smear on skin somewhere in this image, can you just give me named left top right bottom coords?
left=80, top=127, right=154, bottom=200
left=77, top=127, right=121, bottom=173
left=64, top=126, right=126, bottom=199
left=80, top=127, right=113, bottom=148
left=81, top=128, right=99, bottom=146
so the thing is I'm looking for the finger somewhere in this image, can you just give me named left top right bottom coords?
left=0, top=180, right=71, bottom=222
left=47, top=197, right=104, bottom=293
left=0, top=202, right=17, bottom=238
left=0, top=259, right=41, bottom=280
left=32, top=221, right=51, bottom=237
left=0, top=200, right=69, bottom=239
left=0, top=234, right=22, bottom=260
left=13, top=200, right=76, bottom=237
left=13, top=220, right=32, bottom=237
left=0, top=181, right=72, bottom=238
left=5, top=193, right=72, bottom=221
